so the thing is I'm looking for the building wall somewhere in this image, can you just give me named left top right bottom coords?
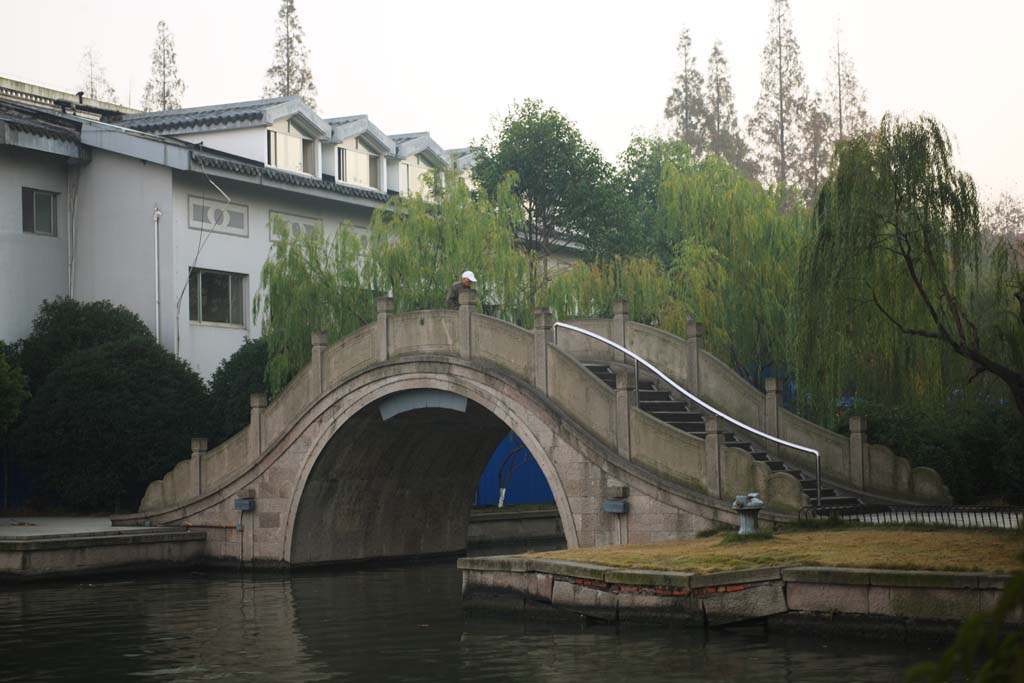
left=169, top=174, right=375, bottom=378
left=177, top=128, right=266, bottom=165
left=74, top=149, right=175, bottom=349
left=0, top=147, right=70, bottom=343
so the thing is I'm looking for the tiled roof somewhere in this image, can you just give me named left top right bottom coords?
left=119, top=97, right=295, bottom=134
left=191, top=151, right=389, bottom=203
left=0, top=101, right=80, bottom=142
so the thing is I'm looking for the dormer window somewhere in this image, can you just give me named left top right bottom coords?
left=266, top=119, right=317, bottom=175
left=336, top=136, right=382, bottom=190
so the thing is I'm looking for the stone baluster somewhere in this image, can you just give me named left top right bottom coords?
left=310, top=331, right=328, bottom=402
left=704, top=415, right=722, bottom=499
left=764, top=377, right=781, bottom=458
left=190, top=437, right=208, bottom=498
left=614, top=368, right=634, bottom=461
left=375, top=297, right=393, bottom=362
left=533, top=307, right=554, bottom=394
left=686, top=320, right=704, bottom=395
left=849, top=416, right=868, bottom=490
left=248, top=393, right=267, bottom=462
left=459, top=289, right=477, bottom=360
left=612, top=299, right=629, bottom=364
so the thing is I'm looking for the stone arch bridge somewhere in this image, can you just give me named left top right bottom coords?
left=113, top=294, right=949, bottom=565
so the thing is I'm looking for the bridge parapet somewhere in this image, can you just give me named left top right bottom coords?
left=136, top=298, right=948, bottom=519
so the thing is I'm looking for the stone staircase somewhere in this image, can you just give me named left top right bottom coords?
left=583, top=363, right=862, bottom=509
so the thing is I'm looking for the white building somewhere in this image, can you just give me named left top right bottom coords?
left=0, top=78, right=456, bottom=377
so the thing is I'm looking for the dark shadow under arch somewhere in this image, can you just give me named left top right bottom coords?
left=290, top=396, right=516, bottom=565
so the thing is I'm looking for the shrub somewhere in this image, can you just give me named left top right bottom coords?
left=18, top=298, right=153, bottom=391
left=0, top=353, right=28, bottom=434
left=851, top=398, right=1024, bottom=503
left=208, top=337, right=268, bottom=445
left=15, top=337, right=210, bottom=512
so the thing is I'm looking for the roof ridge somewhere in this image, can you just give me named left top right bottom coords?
left=121, top=96, right=298, bottom=120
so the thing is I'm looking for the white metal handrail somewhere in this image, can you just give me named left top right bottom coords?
left=553, top=322, right=822, bottom=506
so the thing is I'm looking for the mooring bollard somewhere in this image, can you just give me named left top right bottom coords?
left=733, top=492, right=764, bottom=534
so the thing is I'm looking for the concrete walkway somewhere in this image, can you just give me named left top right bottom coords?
left=0, top=516, right=114, bottom=538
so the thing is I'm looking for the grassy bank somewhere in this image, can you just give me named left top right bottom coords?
left=526, top=527, right=1024, bottom=575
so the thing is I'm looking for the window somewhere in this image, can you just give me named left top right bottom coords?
left=267, top=127, right=307, bottom=174
left=338, top=147, right=347, bottom=182
left=189, top=268, right=246, bottom=326
left=337, top=145, right=370, bottom=186
left=267, top=130, right=277, bottom=166
left=22, top=188, right=57, bottom=236
left=302, top=138, right=315, bottom=175
left=188, top=196, right=248, bottom=237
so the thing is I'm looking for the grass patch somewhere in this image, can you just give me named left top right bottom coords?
left=525, top=528, right=1024, bottom=575
left=719, top=531, right=775, bottom=544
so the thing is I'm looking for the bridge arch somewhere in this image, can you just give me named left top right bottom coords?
left=282, top=359, right=581, bottom=564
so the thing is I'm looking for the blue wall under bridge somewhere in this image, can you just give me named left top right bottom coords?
left=474, top=432, right=554, bottom=507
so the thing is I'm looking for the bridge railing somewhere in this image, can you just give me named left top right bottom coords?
left=553, top=321, right=823, bottom=506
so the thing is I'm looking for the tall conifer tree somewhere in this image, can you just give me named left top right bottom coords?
left=747, top=0, right=808, bottom=190
left=664, top=28, right=706, bottom=155
left=142, top=21, right=185, bottom=112
left=702, top=41, right=754, bottom=176
left=263, top=0, right=317, bottom=109
left=826, top=26, right=871, bottom=143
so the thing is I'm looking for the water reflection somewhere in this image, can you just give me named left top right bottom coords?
left=0, top=562, right=941, bottom=682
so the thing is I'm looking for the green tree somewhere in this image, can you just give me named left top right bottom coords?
left=208, top=337, right=268, bottom=446
left=799, top=114, right=1024, bottom=418
left=263, top=0, right=317, bottom=108
left=15, top=338, right=209, bottom=511
left=0, top=350, right=27, bottom=435
left=18, top=298, right=154, bottom=391
left=255, top=170, right=532, bottom=393
left=142, top=20, right=185, bottom=111
left=253, top=217, right=372, bottom=394
left=472, top=99, right=617, bottom=292
left=664, top=28, right=706, bottom=156
left=78, top=46, right=118, bottom=103
left=796, top=91, right=833, bottom=205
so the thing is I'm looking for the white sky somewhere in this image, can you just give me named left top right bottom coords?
left=2, top=0, right=1021, bottom=198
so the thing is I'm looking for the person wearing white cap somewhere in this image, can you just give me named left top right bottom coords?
left=446, top=270, right=477, bottom=309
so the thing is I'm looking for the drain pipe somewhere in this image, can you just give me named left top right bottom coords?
left=153, top=206, right=162, bottom=343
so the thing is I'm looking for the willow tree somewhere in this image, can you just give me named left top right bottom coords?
left=253, top=218, right=371, bottom=393
left=658, top=155, right=807, bottom=383
left=365, top=168, right=533, bottom=323
left=798, top=114, right=1024, bottom=418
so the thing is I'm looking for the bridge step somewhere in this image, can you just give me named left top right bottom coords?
left=580, top=363, right=865, bottom=509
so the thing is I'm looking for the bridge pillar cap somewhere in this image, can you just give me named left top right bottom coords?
left=849, top=416, right=868, bottom=433
left=458, top=289, right=478, bottom=306
left=190, top=437, right=209, bottom=453
left=765, top=377, right=780, bottom=393
left=704, top=415, right=722, bottom=433
left=533, top=307, right=553, bottom=328
left=613, top=299, right=630, bottom=316
left=687, top=320, right=705, bottom=338
left=250, top=392, right=268, bottom=409
left=376, top=296, right=394, bottom=313
left=311, top=331, right=328, bottom=346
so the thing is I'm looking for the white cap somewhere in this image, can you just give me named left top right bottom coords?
left=461, top=270, right=477, bottom=283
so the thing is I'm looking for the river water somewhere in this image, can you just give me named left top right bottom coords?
left=0, top=561, right=943, bottom=682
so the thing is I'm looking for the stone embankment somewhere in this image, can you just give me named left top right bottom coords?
left=459, top=556, right=1020, bottom=637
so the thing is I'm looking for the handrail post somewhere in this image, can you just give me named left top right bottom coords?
left=764, top=378, right=780, bottom=458
left=248, top=392, right=267, bottom=462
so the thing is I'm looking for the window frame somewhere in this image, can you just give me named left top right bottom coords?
left=188, top=267, right=247, bottom=328
left=22, top=187, right=58, bottom=236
